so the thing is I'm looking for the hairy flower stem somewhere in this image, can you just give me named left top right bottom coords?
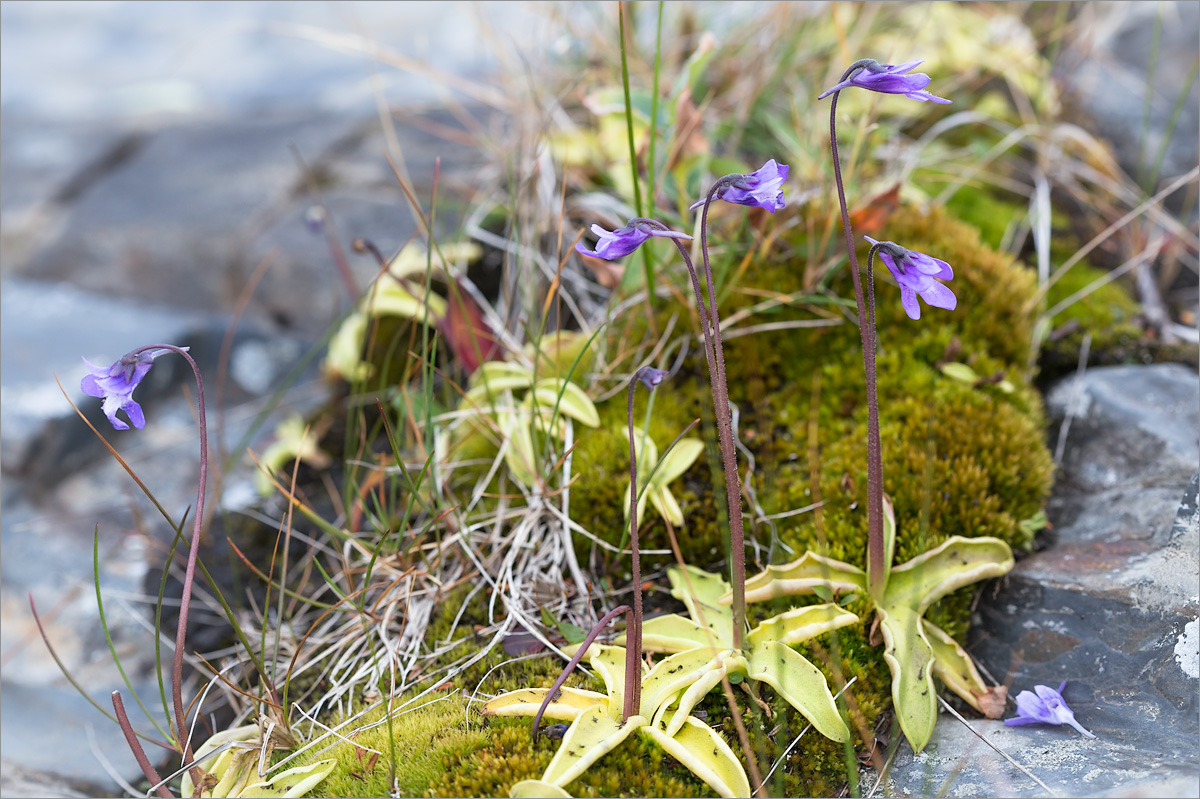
left=636, top=200, right=748, bottom=649
left=623, top=377, right=644, bottom=721
left=113, top=691, right=173, bottom=798
left=129, top=344, right=208, bottom=784
left=828, top=69, right=887, bottom=600
left=532, top=604, right=632, bottom=740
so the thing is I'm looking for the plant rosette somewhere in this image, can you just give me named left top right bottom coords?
left=181, top=724, right=336, bottom=799
left=483, top=643, right=751, bottom=798
left=615, top=565, right=857, bottom=744
left=729, top=496, right=1012, bottom=752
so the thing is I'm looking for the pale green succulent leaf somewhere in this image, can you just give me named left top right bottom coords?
left=747, top=641, right=849, bottom=742
left=648, top=484, right=684, bottom=526
left=940, top=362, right=980, bottom=384
left=531, top=379, right=600, bottom=428
left=461, top=377, right=532, bottom=409
left=214, top=750, right=258, bottom=798
left=621, top=613, right=722, bottom=654
left=541, top=705, right=645, bottom=788
left=499, top=414, right=538, bottom=487
left=737, top=552, right=866, bottom=605
left=624, top=424, right=660, bottom=468
left=650, top=438, right=704, bottom=486
left=323, top=312, right=372, bottom=382
left=641, top=713, right=751, bottom=799
left=746, top=603, right=859, bottom=650
left=182, top=725, right=259, bottom=798
left=481, top=686, right=610, bottom=721
left=510, top=780, right=572, bottom=799
left=235, top=758, right=336, bottom=798
left=666, top=566, right=734, bottom=646
left=640, top=649, right=726, bottom=721
left=587, top=645, right=631, bottom=716
left=622, top=480, right=651, bottom=525
left=886, top=536, right=1014, bottom=613
left=922, top=619, right=1007, bottom=718
left=877, top=603, right=936, bottom=753
left=664, top=651, right=747, bottom=738
left=882, top=494, right=896, bottom=591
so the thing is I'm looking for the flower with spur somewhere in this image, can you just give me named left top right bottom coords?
left=689, top=159, right=790, bottom=213
left=818, top=59, right=951, bottom=103
left=81, top=350, right=174, bottom=430
left=575, top=220, right=692, bottom=260
left=865, top=236, right=957, bottom=320
left=1006, top=682, right=1097, bottom=739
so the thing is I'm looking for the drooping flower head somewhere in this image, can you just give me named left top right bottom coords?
left=81, top=348, right=178, bottom=430
left=865, top=236, right=957, bottom=321
left=575, top=220, right=692, bottom=261
left=690, top=159, right=790, bottom=213
left=819, top=59, right=951, bottom=104
left=635, top=366, right=669, bottom=390
left=1005, top=682, right=1096, bottom=739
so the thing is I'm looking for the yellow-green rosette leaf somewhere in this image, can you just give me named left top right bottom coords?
left=746, top=603, right=859, bottom=650
left=922, top=618, right=1007, bottom=719
left=482, top=687, right=610, bottom=721
left=746, top=641, right=849, bottom=743
left=541, top=705, right=645, bottom=788
left=648, top=484, right=684, bottom=526
left=664, top=651, right=747, bottom=738
left=649, top=438, right=704, bottom=486
left=940, top=362, right=979, bottom=384
left=666, top=566, right=734, bottom=645
left=587, top=645, right=631, bottom=716
left=623, top=614, right=721, bottom=654
left=877, top=603, right=936, bottom=753
left=235, top=758, right=336, bottom=798
left=641, top=713, right=751, bottom=799
left=182, top=725, right=259, bottom=798
left=510, top=780, right=572, bottom=799
left=622, top=480, right=652, bottom=525
left=886, top=536, right=1013, bottom=614
left=640, top=649, right=726, bottom=723
left=324, top=312, right=372, bottom=381
left=499, top=413, right=538, bottom=487
left=531, top=379, right=600, bottom=428
left=736, top=552, right=866, bottom=605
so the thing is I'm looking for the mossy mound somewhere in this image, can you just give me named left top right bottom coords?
left=570, top=205, right=1054, bottom=577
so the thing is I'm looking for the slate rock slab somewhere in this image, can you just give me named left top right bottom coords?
left=884, top=364, right=1200, bottom=798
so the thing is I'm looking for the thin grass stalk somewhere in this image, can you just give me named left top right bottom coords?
left=618, top=1, right=652, bottom=300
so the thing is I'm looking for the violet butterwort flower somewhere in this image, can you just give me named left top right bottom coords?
left=575, top=221, right=692, bottom=261
left=865, top=236, right=956, bottom=321
left=690, top=159, right=789, bottom=213
left=635, top=366, right=669, bottom=390
left=1005, top=682, right=1096, bottom=739
left=818, top=59, right=951, bottom=104
left=81, top=349, right=176, bottom=430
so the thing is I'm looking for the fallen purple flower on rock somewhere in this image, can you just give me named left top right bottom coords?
left=1005, top=681, right=1096, bottom=739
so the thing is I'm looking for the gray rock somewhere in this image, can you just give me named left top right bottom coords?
left=885, top=364, right=1200, bottom=798
left=0, top=759, right=109, bottom=799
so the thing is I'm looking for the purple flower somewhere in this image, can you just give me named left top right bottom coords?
left=865, top=236, right=957, bottom=321
left=818, top=59, right=951, bottom=104
left=635, top=366, right=669, bottom=390
left=1005, top=682, right=1096, bottom=739
left=81, top=349, right=178, bottom=430
left=690, top=159, right=790, bottom=213
left=575, top=221, right=692, bottom=261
